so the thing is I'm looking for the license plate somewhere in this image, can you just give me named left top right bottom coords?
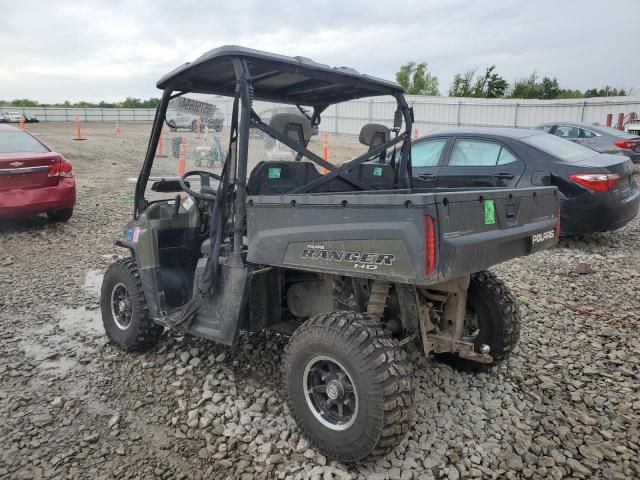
left=530, top=230, right=556, bottom=252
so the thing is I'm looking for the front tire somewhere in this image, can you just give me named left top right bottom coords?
left=100, top=258, right=163, bottom=351
left=283, top=312, right=414, bottom=462
left=436, top=271, right=521, bottom=371
left=46, top=208, right=73, bottom=222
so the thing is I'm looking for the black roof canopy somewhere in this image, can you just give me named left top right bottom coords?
left=157, top=45, right=404, bottom=106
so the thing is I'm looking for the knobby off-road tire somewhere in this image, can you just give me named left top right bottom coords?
left=100, top=258, right=163, bottom=351
left=46, top=208, right=73, bottom=223
left=283, top=311, right=414, bottom=462
left=436, top=271, right=521, bottom=372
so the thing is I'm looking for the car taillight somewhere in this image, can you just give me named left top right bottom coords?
left=424, top=215, right=436, bottom=276
left=59, top=158, right=73, bottom=177
left=47, top=157, right=73, bottom=177
left=613, top=139, right=638, bottom=150
left=47, top=157, right=60, bottom=177
left=568, top=173, right=622, bottom=192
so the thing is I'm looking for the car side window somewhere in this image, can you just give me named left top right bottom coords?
left=580, top=129, right=596, bottom=138
left=535, top=125, right=554, bottom=133
left=449, top=139, right=504, bottom=167
left=497, top=147, right=519, bottom=165
left=411, top=139, right=447, bottom=167
left=554, top=125, right=580, bottom=138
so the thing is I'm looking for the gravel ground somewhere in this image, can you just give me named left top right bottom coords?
left=0, top=123, right=638, bottom=480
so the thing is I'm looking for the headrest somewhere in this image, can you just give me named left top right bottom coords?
left=359, top=123, right=390, bottom=147
left=269, top=113, right=312, bottom=144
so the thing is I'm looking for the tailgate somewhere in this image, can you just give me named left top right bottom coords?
left=432, top=186, right=559, bottom=281
left=0, top=152, right=59, bottom=190
left=246, top=187, right=558, bottom=286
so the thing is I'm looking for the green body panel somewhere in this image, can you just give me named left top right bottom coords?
left=125, top=198, right=202, bottom=269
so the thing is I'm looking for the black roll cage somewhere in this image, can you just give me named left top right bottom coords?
left=134, top=57, right=414, bottom=261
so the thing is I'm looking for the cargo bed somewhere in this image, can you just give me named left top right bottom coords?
left=247, top=186, right=559, bottom=285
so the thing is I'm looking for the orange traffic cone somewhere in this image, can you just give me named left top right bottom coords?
left=19, top=114, right=26, bottom=130
left=73, top=113, right=86, bottom=141
left=413, top=127, right=419, bottom=140
left=321, top=131, right=329, bottom=174
left=178, top=140, right=187, bottom=176
left=115, top=122, right=120, bottom=134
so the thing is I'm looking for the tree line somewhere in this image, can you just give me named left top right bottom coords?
left=395, top=62, right=633, bottom=99
left=0, top=97, right=161, bottom=108
left=2, top=69, right=634, bottom=105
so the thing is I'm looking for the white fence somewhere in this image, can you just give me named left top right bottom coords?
left=0, top=107, right=156, bottom=122
left=3, top=95, right=639, bottom=134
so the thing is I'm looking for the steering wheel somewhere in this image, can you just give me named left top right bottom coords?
left=179, top=170, right=222, bottom=202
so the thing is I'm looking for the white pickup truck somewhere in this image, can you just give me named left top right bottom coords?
left=2, top=111, right=22, bottom=123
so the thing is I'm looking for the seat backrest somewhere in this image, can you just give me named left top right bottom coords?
left=247, top=161, right=322, bottom=195
left=269, top=113, right=312, bottom=145
left=311, top=163, right=395, bottom=192
left=359, top=124, right=391, bottom=150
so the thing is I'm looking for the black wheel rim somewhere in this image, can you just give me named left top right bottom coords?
left=111, top=283, right=133, bottom=330
left=303, top=355, right=358, bottom=431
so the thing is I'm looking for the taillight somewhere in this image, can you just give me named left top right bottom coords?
left=47, top=157, right=73, bottom=177
left=568, top=173, right=622, bottom=192
left=47, top=157, right=60, bottom=177
left=424, top=215, right=436, bottom=276
left=59, top=158, right=73, bottom=177
left=613, top=139, right=638, bottom=150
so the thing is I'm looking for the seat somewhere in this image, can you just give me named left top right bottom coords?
left=349, top=163, right=395, bottom=189
left=246, top=113, right=321, bottom=195
left=247, top=161, right=322, bottom=195
left=312, top=163, right=395, bottom=192
left=269, top=112, right=312, bottom=145
left=359, top=123, right=391, bottom=150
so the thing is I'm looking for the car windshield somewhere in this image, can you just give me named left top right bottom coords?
left=593, top=125, right=638, bottom=138
left=0, top=130, right=48, bottom=153
left=522, top=132, right=595, bottom=163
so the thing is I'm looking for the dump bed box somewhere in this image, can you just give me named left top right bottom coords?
left=247, top=186, right=558, bottom=285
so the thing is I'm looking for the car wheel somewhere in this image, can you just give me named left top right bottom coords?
left=435, top=271, right=521, bottom=372
left=100, top=258, right=163, bottom=351
left=46, top=208, right=73, bottom=223
left=168, top=121, right=177, bottom=132
left=283, top=311, right=414, bottom=462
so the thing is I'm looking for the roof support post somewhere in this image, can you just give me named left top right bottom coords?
left=230, top=58, right=251, bottom=264
left=395, top=93, right=413, bottom=189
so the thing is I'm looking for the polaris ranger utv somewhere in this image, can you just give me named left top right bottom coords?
left=101, top=46, right=559, bottom=462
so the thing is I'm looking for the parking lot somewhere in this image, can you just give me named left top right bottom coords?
left=0, top=122, right=639, bottom=479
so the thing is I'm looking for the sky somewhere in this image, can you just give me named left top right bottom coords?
left=1, top=0, right=638, bottom=102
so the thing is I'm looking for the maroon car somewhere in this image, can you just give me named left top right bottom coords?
left=0, top=125, right=75, bottom=222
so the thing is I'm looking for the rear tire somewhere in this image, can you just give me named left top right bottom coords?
left=435, top=271, right=520, bottom=372
left=283, top=311, right=414, bottom=462
left=46, top=208, right=73, bottom=223
left=100, top=258, right=163, bottom=351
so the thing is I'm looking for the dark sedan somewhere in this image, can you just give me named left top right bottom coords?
left=409, top=127, right=639, bottom=236
left=533, top=122, right=640, bottom=164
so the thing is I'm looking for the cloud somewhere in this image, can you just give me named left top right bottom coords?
left=0, top=0, right=638, bottom=102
